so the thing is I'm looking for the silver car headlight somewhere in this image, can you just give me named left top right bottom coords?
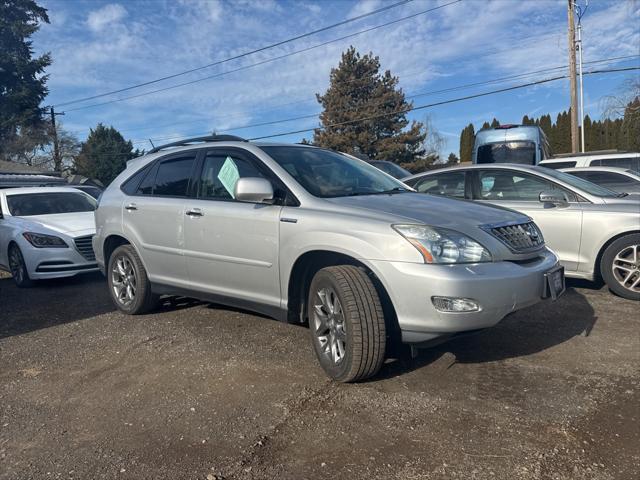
left=22, top=232, right=68, bottom=248
left=393, top=224, right=492, bottom=264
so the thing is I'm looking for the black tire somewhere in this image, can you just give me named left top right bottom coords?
left=107, top=244, right=159, bottom=314
left=600, top=233, right=640, bottom=301
left=8, top=244, right=34, bottom=288
left=307, top=265, right=386, bottom=382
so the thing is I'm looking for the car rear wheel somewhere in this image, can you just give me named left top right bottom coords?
left=601, top=234, right=640, bottom=301
left=108, top=245, right=159, bottom=314
left=308, top=265, right=386, bottom=382
left=8, top=244, right=33, bottom=288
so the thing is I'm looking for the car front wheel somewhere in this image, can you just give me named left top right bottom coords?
left=308, top=265, right=386, bottom=382
left=107, top=245, right=159, bottom=314
left=601, top=233, right=640, bottom=301
left=8, top=244, right=33, bottom=288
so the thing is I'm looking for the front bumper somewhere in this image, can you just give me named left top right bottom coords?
left=22, top=243, right=98, bottom=280
left=368, top=249, right=560, bottom=343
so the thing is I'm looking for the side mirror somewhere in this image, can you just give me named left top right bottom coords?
left=539, top=190, right=569, bottom=206
left=234, top=177, right=274, bottom=204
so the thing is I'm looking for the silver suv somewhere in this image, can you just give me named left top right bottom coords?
left=93, top=136, right=563, bottom=382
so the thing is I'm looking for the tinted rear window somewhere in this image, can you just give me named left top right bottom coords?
left=477, top=141, right=536, bottom=165
left=540, top=161, right=577, bottom=169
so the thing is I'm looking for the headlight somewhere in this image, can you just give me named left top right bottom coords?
left=22, top=232, right=68, bottom=248
left=393, top=224, right=492, bottom=264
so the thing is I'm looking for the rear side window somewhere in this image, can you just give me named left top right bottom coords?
left=136, top=154, right=196, bottom=197
left=590, top=157, right=640, bottom=172
left=121, top=165, right=151, bottom=195
left=154, top=156, right=195, bottom=196
left=541, top=161, right=576, bottom=169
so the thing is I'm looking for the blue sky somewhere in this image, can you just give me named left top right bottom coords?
left=35, top=0, right=640, bottom=156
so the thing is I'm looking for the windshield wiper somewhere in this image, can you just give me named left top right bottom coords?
left=337, top=187, right=410, bottom=198
left=369, top=187, right=409, bottom=195
left=616, top=192, right=629, bottom=198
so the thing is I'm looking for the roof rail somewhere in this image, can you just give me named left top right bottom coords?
left=552, top=149, right=628, bottom=158
left=148, top=135, right=248, bottom=154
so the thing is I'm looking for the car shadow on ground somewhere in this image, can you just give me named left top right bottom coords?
left=376, top=281, right=598, bottom=380
left=0, top=272, right=115, bottom=339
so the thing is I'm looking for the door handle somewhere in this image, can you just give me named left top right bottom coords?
left=125, top=203, right=137, bottom=211
left=186, top=208, right=204, bottom=217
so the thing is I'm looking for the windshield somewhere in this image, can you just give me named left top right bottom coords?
left=537, top=167, right=622, bottom=198
left=477, top=141, right=536, bottom=165
left=370, top=161, right=411, bottom=179
left=261, top=146, right=407, bottom=198
left=7, top=192, right=97, bottom=216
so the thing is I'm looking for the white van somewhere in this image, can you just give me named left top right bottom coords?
left=539, top=151, right=640, bottom=173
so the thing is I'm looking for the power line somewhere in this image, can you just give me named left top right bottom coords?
left=61, top=65, right=639, bottom=159
left=246, top=66, right=640, bottom=141
left=53, top=0, right=418, bottom=108
left=60, top=0, right=462, bottom=112
left=67, top=29, right=570, bottom=137
left=130, top=56, right=639, bottom=145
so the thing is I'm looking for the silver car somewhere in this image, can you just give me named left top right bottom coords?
left=93, top=136, right=563, bottom=382
left=404, top=164, right=640, bottom=300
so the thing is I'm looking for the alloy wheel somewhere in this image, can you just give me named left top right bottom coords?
left=8, top=247, right=25, bottom=285
left=111, top=255, right=137, bottom=306
left=611, top=244, right=640, bottom=294
left=312, top=287, right=347, bottom=365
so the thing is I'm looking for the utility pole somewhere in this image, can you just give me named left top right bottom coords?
left=575, top=0, right=589, bottom=153
left=50, top=106, right=65, bottom=172
left=567, top=0, right=579, bottom=154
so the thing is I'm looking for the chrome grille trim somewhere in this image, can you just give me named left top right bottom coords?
left=481, top=220, right=545, bottom=253
left=74, top=235, right=96, bottom=262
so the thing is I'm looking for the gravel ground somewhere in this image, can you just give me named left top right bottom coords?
left=0, top=273, right=638, bottom=480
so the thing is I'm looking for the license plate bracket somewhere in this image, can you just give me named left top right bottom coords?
left=544, top=266, right=566, bottom=300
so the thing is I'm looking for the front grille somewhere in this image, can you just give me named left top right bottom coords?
left=74, top=235, right=96, bottom=261
left=484, top=221, right=545, bottom=253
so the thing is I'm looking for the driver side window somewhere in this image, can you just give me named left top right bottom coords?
left=477, top=170, right=575, bottom=201
left=197, top=151, right=266, bottom=201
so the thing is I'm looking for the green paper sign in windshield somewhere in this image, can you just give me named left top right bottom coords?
left=218, top=156, right=240, bottom=198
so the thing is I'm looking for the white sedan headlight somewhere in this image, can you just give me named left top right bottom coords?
left=393, top=224, right=491, bottom=264
left=22, top=232, right=68, bottom=248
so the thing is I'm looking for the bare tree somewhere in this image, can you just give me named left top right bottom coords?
left=600, top=78, right=640, bottom=119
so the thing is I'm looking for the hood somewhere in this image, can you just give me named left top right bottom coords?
left=326, top=192, right=529, bottom=231
left=19, top=212, right=96, bottom=235
left=600, top=195, right=640, bottom=211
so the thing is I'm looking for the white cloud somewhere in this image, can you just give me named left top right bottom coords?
left=86, top=3, right=127, bottom=32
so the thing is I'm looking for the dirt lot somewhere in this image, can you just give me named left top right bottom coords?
left=0, top=272, right=638, bottom=480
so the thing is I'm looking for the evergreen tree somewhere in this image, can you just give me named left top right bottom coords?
left=75, top=124, right=135, bottom=185
left=0, top=0, right=51, bottom=160
left=447, top=152, right=459, bottom=164
left=538, top=114, right=552, bottom=139
left=481, top=121, right=491, bottom=130
left=521, top=115, right=535, bottom=125
left=459, top=123, right=475, bottom=163
left=313, top=47, right=425, bottom=164
left=490, top=118, right=500, bottom=128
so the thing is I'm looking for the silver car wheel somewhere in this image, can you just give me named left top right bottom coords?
left=8, top=247, right=25, bottom=284
left=111, top=255, right=137, bottom=306
left=612, top=244, right=640, bottom=293
left=312, top=287, right=347, bottom=365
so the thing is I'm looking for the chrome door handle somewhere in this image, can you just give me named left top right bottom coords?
left=186, top=208, right=203, bottom=217
left=125, top=203, right=137, bottom=211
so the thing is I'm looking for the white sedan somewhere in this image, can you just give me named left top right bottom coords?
left=0, top=187, right=98, bottom=287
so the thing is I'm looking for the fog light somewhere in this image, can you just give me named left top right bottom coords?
left=431, top=296, right=480, bottom=312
